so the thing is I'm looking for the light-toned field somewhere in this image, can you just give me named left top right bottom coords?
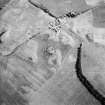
left=0, top=0, right=105, bottom=105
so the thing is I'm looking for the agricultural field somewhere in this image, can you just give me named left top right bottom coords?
left=0, top=0, right=105, bottom=105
